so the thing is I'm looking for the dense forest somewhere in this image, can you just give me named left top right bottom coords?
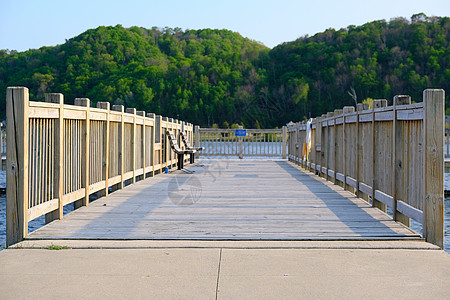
left=0, top=13, right=449, bottom=128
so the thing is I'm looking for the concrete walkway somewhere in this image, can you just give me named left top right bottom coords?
left=1, top=241, right=449, bottom=299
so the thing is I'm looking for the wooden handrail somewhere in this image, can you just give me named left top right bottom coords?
left=287, top=89, right=445, bottom=248
left=5, top=87, right=194, bottom=246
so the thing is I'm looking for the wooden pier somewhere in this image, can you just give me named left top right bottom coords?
left=4, top=87, right=445, bottom=249
left=27, top=159, right=421, bottom=241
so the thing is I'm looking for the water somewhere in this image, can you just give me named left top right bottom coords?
left=0, top=194, right=77, bottom=250
left=200, top=141, right=286, bottom=157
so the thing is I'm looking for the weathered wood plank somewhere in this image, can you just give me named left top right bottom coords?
left=423, top=89, right=444, bottom=248
left=27, top=160, right=420, bottom=241
left=6, top=87, right=29, bottom=246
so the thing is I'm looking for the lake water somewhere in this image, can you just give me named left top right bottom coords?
left=1, top=173, right=450, bottom=252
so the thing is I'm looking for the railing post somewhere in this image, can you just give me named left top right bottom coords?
left=155, top=115, right=162, bottom=172
left=302, top=121, right=307, bottom=168
left=372, top=99, right=388, bottom=212
left=282, top=126, right=287, bottom=159
left=392, top=95, right=411, bottom=226
left=320, top=114, right=327, bottom=177
left=342, top=106, right=354, bottom=191
left=6, top=87, right=29, bottom=246
left=45, top=93, right=64, bottom=223
left=355, top=103, right=364, bottom=197
left=126, top=108, right=136, bottom=183
left=162, top=117, right=168, bottom=167
left=333, top=109, right=342, bottom=184
left=0, top=123, right=3, bottom=167
left=315, top=117, right=323, bottom=175
left=147, top=113, right=155, bottom=176
left=97, top=102, right=110, bottom=196
left=238, top=125, right=244, bottom=159
left=113, top=105, right=124, bottom=189
left=296, top=122, right=301, bottom=164
left=325, top=112, right=334, bottom=181
left=423, top=89, right=444, bottom=248
left=194, top=125, right=200, bottom=159
left=137, top=111, right=145, bottom=178
left=74, top=98, right=90, bottom=207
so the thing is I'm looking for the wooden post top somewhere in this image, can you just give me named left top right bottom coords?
left=126, top=108, right=136, bottom=114
left=44, top=93, right=63, bottom=104
left=97, top=102, right=110, bottom=110
left=74, top=98, right=90, bottom=107
left=112, top=105, right=124, bottom=112
left=373, top=99, right=387, bottom=108
left=394, top=95, right=411, bottom=106
left=356, top=103, right=369, bottom=111
left=343, top=106, right=355, bottom=113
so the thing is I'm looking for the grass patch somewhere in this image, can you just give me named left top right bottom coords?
left=45, top=244, right=71, bottom=250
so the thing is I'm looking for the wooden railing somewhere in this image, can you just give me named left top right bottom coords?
left=288, top=89, right=445, bottom=248
left=196, top=127, right=287, bottom=158
left=6, top=87, right=195, bottom=246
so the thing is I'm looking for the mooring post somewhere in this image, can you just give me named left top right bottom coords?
left=423, top=89, right=444, bottom=248
left=6, top=87, right=29, bottom=247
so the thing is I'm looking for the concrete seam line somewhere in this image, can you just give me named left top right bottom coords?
left=215, top=248, right=223, bottom=300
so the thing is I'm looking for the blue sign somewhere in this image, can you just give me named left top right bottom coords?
left=235, top=129, right=247, bottom=137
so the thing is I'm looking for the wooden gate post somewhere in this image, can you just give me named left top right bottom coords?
left=282, top=126, right=287, bottom=159
left=423, top=89, right=444, bottom=248
left=6, top=87, right=29, bottom=247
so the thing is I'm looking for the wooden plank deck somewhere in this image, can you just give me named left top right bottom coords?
left=27, top=159, right=422, bottom=241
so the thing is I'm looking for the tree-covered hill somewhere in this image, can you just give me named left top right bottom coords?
left=267, top=13, right=450, bottom=121
left=0, top=26, right=269, bottom=127
left=1, top=13, right=449, bottom=127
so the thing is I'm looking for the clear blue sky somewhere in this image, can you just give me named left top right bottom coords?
left=1, top=0, right=449, bottom=51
